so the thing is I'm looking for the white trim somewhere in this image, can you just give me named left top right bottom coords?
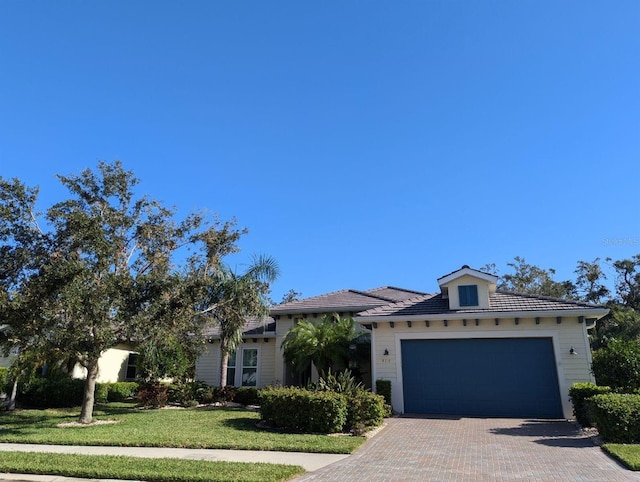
left=582, top=324, right=596, bottom=383
left=358, top=308, right=609, bottom=323
left=437, top=267, right=498, bottom=286
left=393, top=330, right=571, bottom=419
left=370, top=327, right=378, bottom=392
left=230, top=345, right=261, bottom=387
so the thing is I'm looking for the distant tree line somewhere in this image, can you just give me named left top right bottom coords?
left=483, top=256, right=640, bottom=349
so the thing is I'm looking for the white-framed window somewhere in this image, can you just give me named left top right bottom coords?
left=226, top=346, right=259, bottom=387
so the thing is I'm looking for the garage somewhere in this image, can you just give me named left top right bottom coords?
left=401, top=337, right=563, bottom=418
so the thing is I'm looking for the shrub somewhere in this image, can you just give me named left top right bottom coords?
left=107, top=382, right=139, bottom=402
left=259, top=387, right=347, bottom=434
left=19, top=378, right=85, bottom=408
left=94, top=383, right=109, bottom=404
left=375, top=379, right=392, bottom=416
left=168, top=380, right=209, bottom=406
left=0, top=367, right=8, bottom=395
left=589, top=393, right=640, bottom=443
left=345, top=390, right=386, bottom=431
left=568, top=382, right=611, bottom=427
left=215, top=386, right=236, bottom=404
left=136, top=383, right=169, bottom=408
left=317, top=369, right=364, bottom=395
left=591, top=339, right=640, bottom=393
left=233, top=387, right=260, bottom=406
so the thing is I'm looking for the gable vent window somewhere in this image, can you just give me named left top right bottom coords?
left=459, top=285, right=479, bottom=307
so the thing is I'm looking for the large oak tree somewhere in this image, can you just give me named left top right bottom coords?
left=0, top=161, right=263, bottom=422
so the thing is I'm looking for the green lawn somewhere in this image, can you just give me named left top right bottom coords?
left=0, top=451, right=304, bottom=482
left=603, top=444, right=640, bottom=471
left=0, top=403, right=364, bottom=454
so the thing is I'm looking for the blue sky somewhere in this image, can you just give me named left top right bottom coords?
left=1, top=1, right=638, bottom=301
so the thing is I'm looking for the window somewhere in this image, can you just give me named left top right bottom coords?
left=241, top=348, right=258, bottom=387
left=458, top=285, right=479, bottom=307
left=226, top=347, right=258, bottom=387
left=126, top=353, right=138, bottom=380
left=226, top=350, right=237, bottom=387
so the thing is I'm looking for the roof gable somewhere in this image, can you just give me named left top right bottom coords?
left=437, top=265, right=498, bottom=287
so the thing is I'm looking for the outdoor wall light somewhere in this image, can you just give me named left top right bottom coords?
left=383, top=349, right=389, bottom=356
left=570, top=346, right=578, bottom=355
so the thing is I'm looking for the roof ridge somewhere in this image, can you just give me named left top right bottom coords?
left=365, top=286, right=429, bottom=296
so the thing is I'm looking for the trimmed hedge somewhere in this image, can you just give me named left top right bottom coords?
left=345, top=390, right=386, bottom=431
left=19, top=378, right=86, bottom=408
left=589, top=393, right=640, bottom=443
left=233, top=387, right=260, bottom=406
left=568, top=382, right=611, bottom=427
left=259, top=387, right=347, bottom=434
left=106, top=382, right=139, bottom=402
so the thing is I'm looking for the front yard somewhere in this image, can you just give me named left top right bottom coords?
left=0, top=402, right=365, bottom=454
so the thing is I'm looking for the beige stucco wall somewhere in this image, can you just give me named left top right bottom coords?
left=371, top=316, right=593, bottom=419
left=71, top=344, right=136, bottom=383
left=194, top=339, right=276, bottom=388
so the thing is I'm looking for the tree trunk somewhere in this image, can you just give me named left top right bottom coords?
left=78, top=359, right=99, bottom=424
left=219, top=347, right=229, bottom=388
left=5, top=379, right=18, bottom=411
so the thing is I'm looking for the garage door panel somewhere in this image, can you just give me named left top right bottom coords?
left=401, top=338, right=563, bottom=418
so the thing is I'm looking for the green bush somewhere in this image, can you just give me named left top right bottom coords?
left=233, top=387, right=260, bottom=406
left=168, top=380, right=209, bottom=406
left=591, top=339, right=640, bottom=393
left=316, top=369, right=364, bottom=395
left=107, top=382, right=139, bottom=402
left=259, top=387, right=347, bottom=434
left=0, top=367, right=8, bottom=395
left=345, top=390, right=386, bottom=431
left=94, top=383, right=109, bottom=403
left=589, top=393, right=640, bottom=443
left=375, top=379, right=392, bottom=416
left=19, top=378, right=86, bottom=408
left=568, top=382, right=611, bottom=427
left=375, top=379, right=392, bottom=405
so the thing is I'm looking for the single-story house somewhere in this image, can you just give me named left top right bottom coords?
left=0, top=344, right=138, bottom=384
left=195, top=265, right=609, bottom=420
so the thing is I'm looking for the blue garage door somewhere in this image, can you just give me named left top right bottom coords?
left=401, top=338, right=563, bottom=418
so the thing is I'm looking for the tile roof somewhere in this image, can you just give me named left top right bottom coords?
left=356, top=291, right=607, bottom=318
left=270, top=287, right=426, bottom=314
left=204, top=317, right=276, bottom=338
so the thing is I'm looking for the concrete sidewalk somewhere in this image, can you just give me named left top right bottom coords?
left=0, top=443, right=348, bottom=481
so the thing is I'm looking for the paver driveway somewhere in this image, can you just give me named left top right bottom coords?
left=296, top=416, right=640, bottom=481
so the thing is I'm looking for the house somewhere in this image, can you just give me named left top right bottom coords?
left=355, top=266, right=609, bottom=419
left=195, top=265, right=609, bottom=420
left=0, top=344, right=138, bottom=384
left=195, top=286, right=425, bottom=388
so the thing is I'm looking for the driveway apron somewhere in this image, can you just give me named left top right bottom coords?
left=295, top=416, right=640, bottom=481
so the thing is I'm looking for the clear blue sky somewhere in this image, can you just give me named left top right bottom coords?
left=1, top=1, right=638, bottom=301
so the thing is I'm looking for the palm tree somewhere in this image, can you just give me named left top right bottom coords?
left=281, top=313, right=359, bottom=377
left=201, top=254, right=279, bottom=387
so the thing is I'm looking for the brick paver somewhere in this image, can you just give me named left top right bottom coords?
left=295, top=416, right=640, bottom=481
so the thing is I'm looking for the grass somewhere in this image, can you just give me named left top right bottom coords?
left=0, top=451, right=304, bottom=482
left=603, top=444, right=640, bottom=470
left=0, top=402, right=364, bottom=454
